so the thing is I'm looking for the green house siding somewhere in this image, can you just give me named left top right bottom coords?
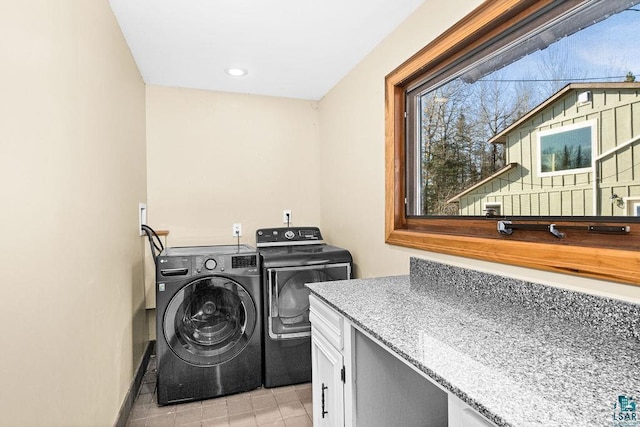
left=455, top=84, right=640, bottom=217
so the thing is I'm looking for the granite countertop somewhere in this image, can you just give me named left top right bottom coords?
left=306, top=259, right=640, bottom=427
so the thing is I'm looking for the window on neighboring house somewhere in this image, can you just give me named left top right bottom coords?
left=538, top=121, right=594, bottom=177
left=385, top=0, right=640, bottom=285
left=625, top=198, right=640, bottom=216
left=483, top=202, right=502, bottom=218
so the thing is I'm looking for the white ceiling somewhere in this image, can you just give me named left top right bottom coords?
left=109, top=0, right=425, bottom=100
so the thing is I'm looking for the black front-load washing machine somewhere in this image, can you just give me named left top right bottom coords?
left=155, top=244, right=262, bottom=406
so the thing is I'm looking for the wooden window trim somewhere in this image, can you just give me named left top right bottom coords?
left=384, top=0, right=640, bottom=286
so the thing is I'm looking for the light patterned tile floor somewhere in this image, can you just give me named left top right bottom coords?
left=126, top=356, right=313, bottom=427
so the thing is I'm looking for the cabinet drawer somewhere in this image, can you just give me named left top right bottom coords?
left=309, top=294, right=343, bottom=350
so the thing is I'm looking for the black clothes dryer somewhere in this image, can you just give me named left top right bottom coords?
left=155, top=244, right=262, bottom=405
left=256, top=227, right=352, bottom=388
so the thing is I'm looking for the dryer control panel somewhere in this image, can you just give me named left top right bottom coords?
left=256, top=227, right=324, bottom=247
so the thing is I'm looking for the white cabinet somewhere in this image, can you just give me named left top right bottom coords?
left=309, top=294, right=347, bottom=427
left=448, top=394, right=497, bottom=427
left=311, top=329, right=345, bottom=426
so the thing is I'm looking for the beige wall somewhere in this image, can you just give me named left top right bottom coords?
left=0, top=1, right=147, bottom=425
left=318, top=0, right=640, bottom=302
left=145, top=85, right=321, bottom=248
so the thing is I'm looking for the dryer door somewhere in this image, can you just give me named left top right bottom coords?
left=164, top=276, right=256, bottom=366
left=267, top=263, right=351, bottom=339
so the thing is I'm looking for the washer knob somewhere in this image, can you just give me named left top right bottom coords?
left=204, top=258, right=217, bottom=270
left=284, top=230, right=295, bottom=240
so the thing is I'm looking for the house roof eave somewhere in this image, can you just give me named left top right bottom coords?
left=446, top=162, right=519, bottom=203
left=488, top=82, right=640, bottom=145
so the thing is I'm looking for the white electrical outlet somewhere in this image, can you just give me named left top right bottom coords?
left=283, top=210, right=292, bottom=224
left=232, top=223, right=242, bottom=237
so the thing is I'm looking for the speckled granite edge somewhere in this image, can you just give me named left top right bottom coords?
left=410, top=257, right=640, bottom=340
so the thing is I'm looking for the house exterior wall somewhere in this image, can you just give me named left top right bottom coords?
left=457, top=87, right=640, bottom=216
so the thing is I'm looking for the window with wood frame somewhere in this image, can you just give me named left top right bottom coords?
left=385, top=0, right=640, bottom=285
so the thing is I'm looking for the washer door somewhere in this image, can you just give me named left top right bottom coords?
left=164, top=276, right=256, bottom=366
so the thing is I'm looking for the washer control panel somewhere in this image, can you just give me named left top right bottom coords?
left=256, top=226, right=324, bottom=247
left=193, top=253, right=258, bottom=273
left=204, top=258, right=217, bottom=270
left=195, top=255, right=222, bottom=273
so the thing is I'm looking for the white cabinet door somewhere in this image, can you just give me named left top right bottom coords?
left=311, top=328, right=345, bottom=427
left=448, top=394, right=497, bottom=427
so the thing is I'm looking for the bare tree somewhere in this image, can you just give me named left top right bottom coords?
left=419, top=72, right=535, bottom=214
left=536, top=42, right=588, bottom=96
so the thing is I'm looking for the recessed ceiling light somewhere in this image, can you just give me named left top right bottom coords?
left=225, top=68, right=248, bottom=77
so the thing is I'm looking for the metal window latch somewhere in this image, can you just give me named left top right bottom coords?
left=588, top=225, right=631, bottom=234
left=497, top=220, right=513, bottom=235
left=497, top=221, right=564, bottom=238
left=548, top=224, right=564, bottom=239
left=498, top=221, right=631, bottom=238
